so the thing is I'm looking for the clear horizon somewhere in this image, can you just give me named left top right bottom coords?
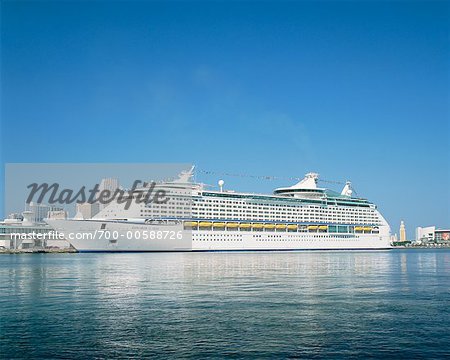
left=1, top=1, right=449, bottom=237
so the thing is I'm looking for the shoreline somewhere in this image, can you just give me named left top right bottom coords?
left=1, top=247, right=449, bottom=254
left=0, top=248, right=78, bottom=254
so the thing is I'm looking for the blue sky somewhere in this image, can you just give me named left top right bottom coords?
left=1, top=1, right=449, bottom=236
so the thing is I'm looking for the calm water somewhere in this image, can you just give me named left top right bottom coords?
left=0, top=250, right=449, bottom=359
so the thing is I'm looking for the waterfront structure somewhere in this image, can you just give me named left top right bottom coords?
left=47, top=168, right=392, bottom=251
left=48, top=210, right=69, bottom=219
left=435, top=229, right=450, bottom=243
left=0, top=220, right=69, bottom=250
left=0, top=206, right=70, bottom=250
left=6, top=213, right=23, bottom=220
left=416, top=226, right=450, bottom=244
left=416, top=226, right=435, bottom=243
left=399, top=221, right=407, bottom=241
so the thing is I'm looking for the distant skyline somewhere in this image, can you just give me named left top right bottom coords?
left=1, top=1, right=449, bottom=235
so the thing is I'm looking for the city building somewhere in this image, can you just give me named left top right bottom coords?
left=48, top=210, right=69, bottom=219
left=416, top=226, right=435, bottom=243
left=75, top=202, right=100, bottom=219
left=7, top=213, right=23, bottom=220
left=435, top=229, right=450, bottom=243
left=399, top=221, right=407, bottom=241
left=25, top=202, right=64, bottom=224
left=0, top=205, right=70, bottom=250
left=99, top=178, right=120, bottom=210
left=415, top=226, right=450, bottom=244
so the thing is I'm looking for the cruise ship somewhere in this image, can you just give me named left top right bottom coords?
left=47, top=168, right=392, bottom=251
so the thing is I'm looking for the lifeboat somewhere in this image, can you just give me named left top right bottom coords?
left=308, top=225, right=318, bottom=230
left=199, top=221, right=212, bottom=227
left=264, top=224, right=276, bottom=229
left=213, top=222, right=226, bottom=227
left=363, top=226, right=372, bottom=231
left=287, top=224, right=298, bottom=230
left=276, top=224, right=286, bottom=230
left=184, top=221, right=198, bottom=227
left=226, top=222, right=239, bottom=228
left=354, top=226, right=363, bottom=231
left=240, top=223, right=251, bottom=229
left=319, top=225, right=328, bottom=230
left=252, top=223, right=264, bottom=229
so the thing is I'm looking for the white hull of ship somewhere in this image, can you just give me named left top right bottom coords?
left=192, top=230, right=391, bottom=251
left=47, top=220, right=391, bottom=252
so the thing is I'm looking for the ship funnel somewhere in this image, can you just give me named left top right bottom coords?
left=21, top=211, right=34, bottom=226
left=341, top=181, right=353, bottom=197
